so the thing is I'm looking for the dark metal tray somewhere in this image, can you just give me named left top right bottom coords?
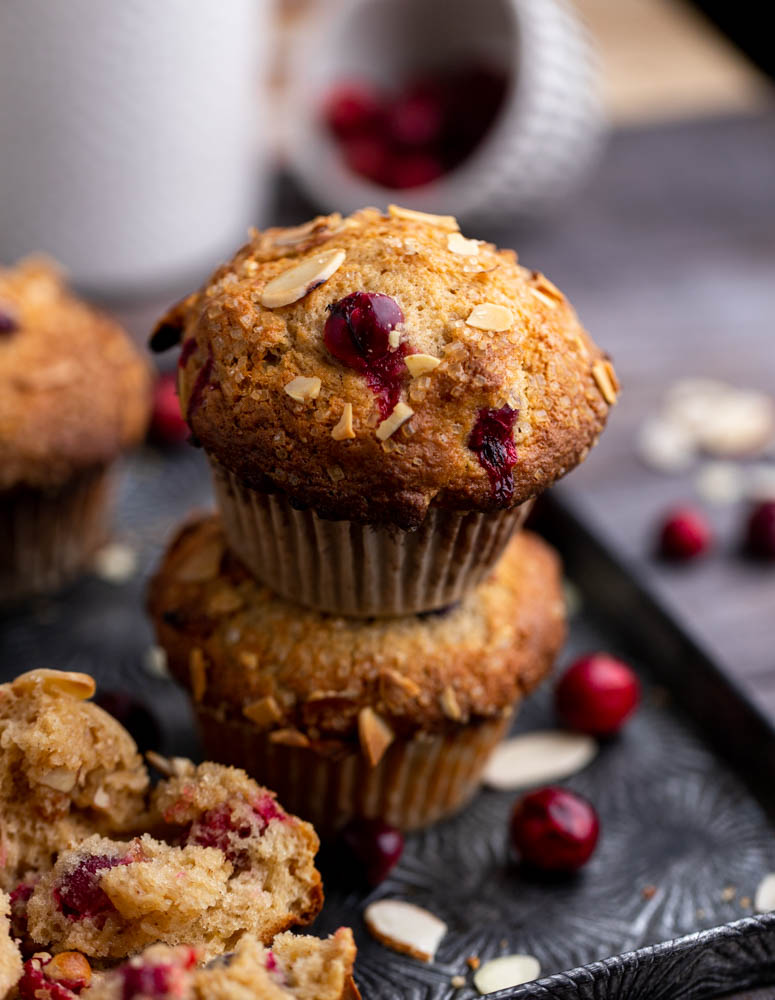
left=2, top=447, right=775, bottom=1000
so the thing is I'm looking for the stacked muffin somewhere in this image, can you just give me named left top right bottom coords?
left=148, top=206, right=617, bottom=833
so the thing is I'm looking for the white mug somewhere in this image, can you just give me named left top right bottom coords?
left=0, top=0, right=268, bottom=294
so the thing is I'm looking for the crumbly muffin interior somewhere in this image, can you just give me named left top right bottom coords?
left=0, top=670, right=149, bottom=893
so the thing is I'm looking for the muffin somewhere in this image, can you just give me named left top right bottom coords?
left=0, top=669, right=149, bottom=893
left=147, top=514, right=566, bottom=832
left=81, top=930, right=358, bottom=1000
left=0, top=892, right=22, bottom=998
left=150, top=205, right=616, bottom=617
left=0, top=257, right=151, bottom=602
left=23, top=761, right=322, bottom=962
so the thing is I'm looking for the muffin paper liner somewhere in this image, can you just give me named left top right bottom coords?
left=0, top=467, right=111, bottom=603
left=194, top=705, right=511, bottom=833
left=211, top=462, right=532, bottom=617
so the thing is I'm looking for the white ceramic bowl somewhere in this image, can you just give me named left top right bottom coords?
left=287, top=0, right=606, bottom=227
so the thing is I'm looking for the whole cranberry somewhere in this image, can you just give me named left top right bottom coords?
left=324, top=82, right=384, bottom=139
left=149, top=373, right=188, bottom=446
left=510, top=787, right=599, bottom=872
left=342, top=135, right=393, bottom=186
left=555, top=654, right=639, bottom=736
left=390, top=153, right=445, bottom=189
left=388, top=89, right=444, bottom=148
left=658, top=506, right=712, bottom=560
left=340, top=818, right=404, bottom=885
left=745, top=501, right=775, bottom=560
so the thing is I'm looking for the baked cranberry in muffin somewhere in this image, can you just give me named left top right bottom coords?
left=26, top=763, right=322, bottom=961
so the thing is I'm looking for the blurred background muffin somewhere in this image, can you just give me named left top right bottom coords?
left=0, top=259, right=151, bottom=603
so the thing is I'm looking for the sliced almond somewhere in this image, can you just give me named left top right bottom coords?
left=592, top=359, right=619, bottom=405
left=189, top=648, right=207, bottom=702
left=364, top=900, right=447, bottom=962
left=92, top=787, right=111, bottom=810
left=388, top=205, right=458, bottom=231
left=92, top=542, right=137, bottom=584
left=12, top=669, right=96, bottom=701
left=332, top=402, right=356, bottom=441
left=637, top=418, right=695, bottom=473
left=440, top=686, right=462, bottom=721
left=284, top=375, right=321, bottom=403
left=379, top=669, right=421, bottom=702
left=482, top=730, right=597, bottom=790
left=272, top=214, right=342, bottom=247
left=473, top=955, right=541, bottom=994
left=175, top=540, right=223, bottom=583
left=39, top=767, right=78, bottom=793
left=269, top=728, right=310, bottom=748
left=528, top=276, right=563, bottom=311
left=406, top=354, right=441, bottom=378
left=376, top=402, right=414, bottom=441
left=46, top=952, right=92, bottom=988
left=260, top=249, right=345, bottom=308
left=146, top=751, right=196, bottom=778
left=466, top=303, right=513, bottom=332
left=243, top=695, right=283, bottom=730
left=755, top=873, right=775, bottom=912
left=447, top=233, right=480, bottom=255
left=528, top=287, right=559, bottom=309
left=358, top=707, right=394, bottom=766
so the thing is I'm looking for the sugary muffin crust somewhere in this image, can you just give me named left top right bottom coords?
left=0, top=670, right=149, bottom=893
left=1, top=891, right=22, bottom=998
left=84, top=929, right=358, bottom=1000
left=0, top=258, right=151, bottom=491
left=23, top=762, right=322, bottom=962
left=147, top=514, right=566, bottom=749
left=152, top=206, right=616, bottom=527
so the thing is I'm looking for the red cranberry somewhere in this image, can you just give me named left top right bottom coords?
left=342, top=135, right=393, bottom=186
left=745, top=500, right=775, bottom=560
left=54, top=853, right=132, bottom=922
left=340, top=818, right=404, bottom=885
left=148, top=373, right=189, bottom=446
left=0, top=307, right=19, bottom=335
left=388, top=89, right=444, bottom=148
left=390, top=153, right=445, bottom=189
left=120, top=952, right=196, bottom=1000
left=441, top=65, right=508, bottom=166
left=324, top=82, right=385, bottom=139
left=324, top=292, right=407, bottom=418
left=510, top=787, right=599, bottom=872
left=555, top=654, right=640, bottom=736
left=658, top=506, right=712, bottom=560
left=187, top=797, right=285, bottom=867
left=17, top=959, right=81, bottom=1000
left=468, top=405, right=518, bottom=504
left=94, top=691, right=161, bottom=752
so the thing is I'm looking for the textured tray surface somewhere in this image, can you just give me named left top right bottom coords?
left=2, top=447, right=775, bottom=999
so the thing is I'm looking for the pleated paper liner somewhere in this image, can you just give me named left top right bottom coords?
left=211, top=461, right=532, bottom=618
left=0, top=466, right=111, bottom=603
left=194, top=704, right=511, bottom=834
